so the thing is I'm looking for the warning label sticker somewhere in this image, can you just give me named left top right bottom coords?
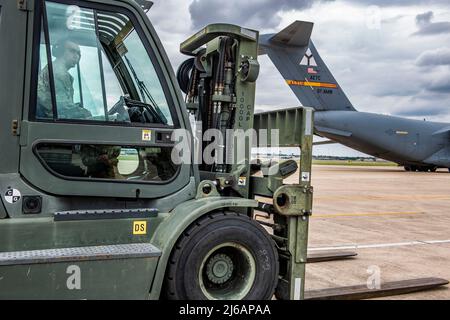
left=4, top=188, right=21, bottom=204
left=142, top=130, right=152, bottom=141
left=301, top=172, right=310, bottom=182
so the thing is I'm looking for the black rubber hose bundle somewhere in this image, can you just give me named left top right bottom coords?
left=176, top=58, right=195, bottom=94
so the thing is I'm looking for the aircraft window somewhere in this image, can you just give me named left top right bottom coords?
left=36, top=143, right=179, bottom=182
left=35, top=1, right=174, bottom=126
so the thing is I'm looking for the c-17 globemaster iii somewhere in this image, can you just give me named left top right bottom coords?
left=259, top=21, right=450, bottom=173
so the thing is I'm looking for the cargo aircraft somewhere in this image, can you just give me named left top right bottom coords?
left=259, top=21, right=450, bottom=172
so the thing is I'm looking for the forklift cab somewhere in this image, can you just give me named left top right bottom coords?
left=0, top=0, right=195, bottom=299
left=0, top=0, right=195, bottom=239
left=6, top=0, right=194, bottom=218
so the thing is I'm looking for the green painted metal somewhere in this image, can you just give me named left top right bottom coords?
left=0, top=216, right=161, bottom=252
left=288, top=107, right=313, bottom=300
left=254, top=107, right=311, bottom=147
left=181, top=24, right=258, bottom=56
left=0, top=257, right=158, bottom=299
left=255, top=107, right=314, bottom=300
left=180, top=23, right=260, bottom=201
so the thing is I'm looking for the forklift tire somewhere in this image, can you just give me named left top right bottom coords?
left=163, top=211, right=279, bottom=300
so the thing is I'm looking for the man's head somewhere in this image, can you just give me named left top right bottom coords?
left=52, top=38, right=81, bottom=70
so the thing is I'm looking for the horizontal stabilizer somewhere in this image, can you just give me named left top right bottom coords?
left=269, top=21, right=314, bottom=47
left=315, top=126, right=352, bottom=137
left=313, top=140, right=338, bottom=146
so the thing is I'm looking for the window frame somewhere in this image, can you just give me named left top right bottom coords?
left=29, top=0, right=180, bottom=129
left=32, top=140, right=182, bottom=185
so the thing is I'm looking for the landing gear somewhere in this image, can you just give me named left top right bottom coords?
left=164, top=212, right=279, bottom=300
left=405, top=165, right=437, bottom=172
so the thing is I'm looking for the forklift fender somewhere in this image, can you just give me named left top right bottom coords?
left=149, top=196, right=258, bottom=299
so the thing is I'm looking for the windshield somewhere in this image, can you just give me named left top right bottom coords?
left=36, top=1, right=174, bottom=126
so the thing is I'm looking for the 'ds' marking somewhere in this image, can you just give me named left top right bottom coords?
left=286, top=80, right=338, bottom=89
left=133, top=221, right=147, bottom=235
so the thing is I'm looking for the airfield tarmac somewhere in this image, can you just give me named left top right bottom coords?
left=286, top=165, right=450, bottom=300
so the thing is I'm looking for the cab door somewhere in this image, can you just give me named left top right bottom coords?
left=21, top=0, right=191, bottom=200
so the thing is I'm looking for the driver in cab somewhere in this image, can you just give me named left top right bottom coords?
left=37, top=37, right=92, bottom=120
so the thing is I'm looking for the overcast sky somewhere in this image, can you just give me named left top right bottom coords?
left=147, top=0, right=450, bottom=156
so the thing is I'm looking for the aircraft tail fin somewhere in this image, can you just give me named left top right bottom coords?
left=259, top=21, right=356, bottom=112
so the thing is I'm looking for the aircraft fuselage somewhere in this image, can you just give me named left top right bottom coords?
left=315, top=111, right=450, bottom=168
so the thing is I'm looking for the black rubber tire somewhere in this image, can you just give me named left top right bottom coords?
left=404, top=166, right=411, bottom=172
left=163, top=211, right=279, bottom=300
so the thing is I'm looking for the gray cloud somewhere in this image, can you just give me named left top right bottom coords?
left=416, top=11, right=434, bottom=26
left=189, top=0, right=315, bottom=30
left=427, top=78, right=450, bottom=93
left=414, top=22, right=450, bottom=35
left=345, top=0, right=450, bottom=6
left=416, top=48, right=450, bottom=66
left=395, top=102, right=450, bottom=117
left=412, top=11, right=450, bottom=36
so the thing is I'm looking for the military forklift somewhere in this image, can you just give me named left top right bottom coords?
left=0, top=0, right=447, bottom=300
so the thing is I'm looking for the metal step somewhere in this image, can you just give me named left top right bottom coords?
left=305, top=277, right=449, bottom=300
left=307, top=251, right=357, bottom=263
left=0, top=243, right=161, bottom=266
left=54, top=208, right=159, bottom=221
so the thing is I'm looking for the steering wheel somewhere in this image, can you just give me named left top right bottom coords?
left=108, top=96, right=130, bottom=122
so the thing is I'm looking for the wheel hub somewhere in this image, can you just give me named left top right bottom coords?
left=206, top=254, right=234, bottom=284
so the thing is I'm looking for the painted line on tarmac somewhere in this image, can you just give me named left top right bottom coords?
left=315, top=195, right=450, bottom=201
left=313, top=211, right=423, bottom=218
left=309, top=240, right=450, bottom=252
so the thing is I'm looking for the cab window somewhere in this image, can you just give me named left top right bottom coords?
left=36, top=143, right=178, bottom=182
left=35, top=1, right=174, bottom=126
